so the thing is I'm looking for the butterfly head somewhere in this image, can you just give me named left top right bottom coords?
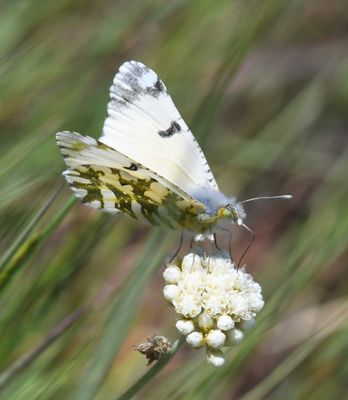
left=217, top=202, right=245, bottom=226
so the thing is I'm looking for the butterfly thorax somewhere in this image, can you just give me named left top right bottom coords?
left=183, top=188, right=246, bottom=233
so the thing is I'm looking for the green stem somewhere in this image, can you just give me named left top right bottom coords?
left=0, top=183, right=64, bottom=272
left=117, top=336, right=185, bottom=400
left=0, top=195, right=76, bottom=291
left=0, top=306, right=87, bottom=391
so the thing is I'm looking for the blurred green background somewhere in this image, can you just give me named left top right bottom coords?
left=1, top=0, right=348, bottom=399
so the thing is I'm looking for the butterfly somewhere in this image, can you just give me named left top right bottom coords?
left=56, top=61, right=291, bottom=238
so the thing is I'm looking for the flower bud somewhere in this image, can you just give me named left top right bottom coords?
left=206, top=329, right=226, bottom=348
left=175, top=319, right=194, bottom=335
left=181, top=253, right=202, bottom=272
left=240, top=318, right=256, bottom=331
left=163, top=266, right=181, bottom=284
left=207, top=350, right=225, bottom=367
left=253, top=298, right=265, bottom=312
left=163, top=285, right=179, bottom=302
left=228, top=329, right=244, bottom=344
left=217, top=314, right=234, bottom=331
left=197, top=313, right=214, bottom=331
left=186, top=331, right=204, bottom=348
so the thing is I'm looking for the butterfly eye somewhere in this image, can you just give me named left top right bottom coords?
left=217, top=208, right=232, bottom=218
left=224, top=205, right=241, bottom=222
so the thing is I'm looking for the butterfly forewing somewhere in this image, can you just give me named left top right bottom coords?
left=100, top=61, right=218, bottom=195
left=57, top=131, right=205, bottom=229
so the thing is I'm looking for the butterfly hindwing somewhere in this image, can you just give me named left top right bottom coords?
left=57, top=131, right=205, bottom=229
left=100, top=61, right=218, bottom=195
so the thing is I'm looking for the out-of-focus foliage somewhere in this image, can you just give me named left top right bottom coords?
left=0, top=0, right=347, bottom=399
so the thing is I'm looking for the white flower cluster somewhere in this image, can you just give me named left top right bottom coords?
left=163, top=250, right=264, bottom=367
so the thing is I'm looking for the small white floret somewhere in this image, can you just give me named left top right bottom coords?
left=73, top=188, right=88, bottom=197
left=206, top=330, right=226, bottom=349
left=181, top=253, right=203, bottom=273
left=88, top=200, right=101, bottom=209
left=197, top=313, right=214, bottom=331
left=227, top=293, right=249, bottom=319
left=186, top=331, right=204, bottom=348
left=217, top=315, right=235, bottom=331
left=240, top=318, right=256, bottom=331
left=194, top=233, right=214, bottom=242
left=173, top=295, right=202, bottom=318
left=175, top=319, right=194, bottom=335
left=163, top=266, right=181, bottom=284
left=228, top=329, right=244, bottom=344
left=163, top=285, right=179, bottom=302
left=207, top=350, right=225, bottom=367
left=251, top=297, right=265, bottom=312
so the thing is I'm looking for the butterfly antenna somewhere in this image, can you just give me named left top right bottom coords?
left=240, top=194, right=293, bottom=204
left=236, top=223, right=255, bottom=270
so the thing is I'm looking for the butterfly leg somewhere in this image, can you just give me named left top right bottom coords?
left=169, top=230, right=184, bottom=263
left=236, top=224, right=255, bottom=270
left=206, top=238, right=215, bottom=272
left=213, top=233, right=221, bottom=251
left=220, top=228, right=234, bottom=264
left=205, top=228, right=217, bottom=271
left=228, top=230, right=234, bottom=264
left=187, top=236, right=200, bottom=273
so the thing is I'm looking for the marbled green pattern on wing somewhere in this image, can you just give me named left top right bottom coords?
left=57, top=131, right=206, bottom=230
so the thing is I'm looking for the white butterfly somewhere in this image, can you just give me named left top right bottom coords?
left=57, top=61, right=291, bottom=237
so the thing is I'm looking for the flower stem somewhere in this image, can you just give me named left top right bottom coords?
left=116, top=336, right=185, bottom=400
